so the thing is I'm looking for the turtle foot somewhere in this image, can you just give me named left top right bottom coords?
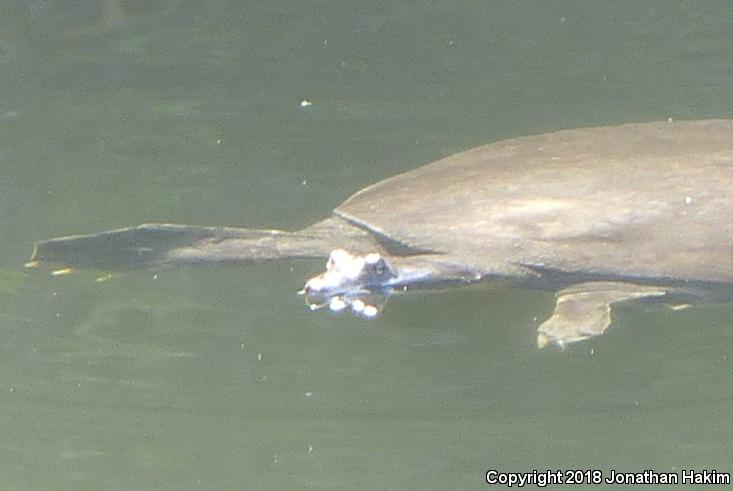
left=537, top=282, right=667, bottom=349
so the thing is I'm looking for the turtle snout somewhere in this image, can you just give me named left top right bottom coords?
left=304, top=249, right=366, bottom=294
left=303, top=273, right=336, bottom=295
left=302, top=249, right=398, bottom=301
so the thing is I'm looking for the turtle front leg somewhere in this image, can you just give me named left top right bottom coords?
left=536, top=282, right=668, bottom=349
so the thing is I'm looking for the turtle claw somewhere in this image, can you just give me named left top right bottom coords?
left=536, top=332, right=558, bottom=350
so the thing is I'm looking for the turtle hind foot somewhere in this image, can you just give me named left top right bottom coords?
left=28, top=224, right=222, bottom=271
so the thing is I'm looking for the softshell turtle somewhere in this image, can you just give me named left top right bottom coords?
left=28, top=120, right=733, bottom=348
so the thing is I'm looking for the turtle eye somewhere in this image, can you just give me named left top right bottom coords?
left=369, top=258, right=393, bottom=278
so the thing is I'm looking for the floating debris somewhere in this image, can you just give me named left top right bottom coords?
left=95, top=274, right=114, bottom=283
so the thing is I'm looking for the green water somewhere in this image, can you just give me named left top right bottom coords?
left=1, top=1, right=732, bottom=489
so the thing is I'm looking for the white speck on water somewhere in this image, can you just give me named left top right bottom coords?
left=308, top=445, right=314, bottom=454
left=301, top=179, right=307, bottom=186
left=329, top=297, right=347, bottom=311
left=257, top=353, right=262, bottom=361
left=305, top=391, right=312, bottom=397
left=0, top=110, right=21, bottom=121
left=216, top=139, right=223, bottom=144
left=240, top=343, right=245, bottom=349
left=351, top=299, right=365, bottom=312
left=152, top=274, right=158, bottom=280
left=300, top=99, right=313, bottom=108
left=362, top=305, right=378, bottom=317
left=667, top=117, right=674, bottom=124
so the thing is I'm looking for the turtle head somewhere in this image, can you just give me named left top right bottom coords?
left=300, top=249, right=398, bottom=317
